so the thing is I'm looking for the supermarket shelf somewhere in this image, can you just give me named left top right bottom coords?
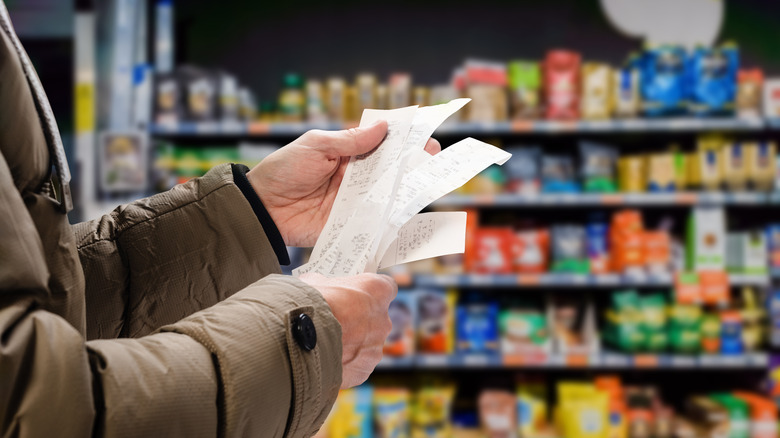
left=150, top=121, right=344, bottom=136
left=150, top=117, right=768, bottom=138
left=376, top=352, right=769, bottom=370
left=412, top=273, right=769, bottom=288
left=433, top=192, right=780, bottom=208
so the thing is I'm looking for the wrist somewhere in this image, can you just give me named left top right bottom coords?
left=231, top=164, right=290, bottom=265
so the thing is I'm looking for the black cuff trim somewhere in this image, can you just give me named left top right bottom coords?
left=231, top=164, right=290, bottom=266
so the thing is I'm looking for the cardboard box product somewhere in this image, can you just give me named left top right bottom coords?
left=580, top=62, right=613, bottom=120
left=737, top=69, right=763, bottom=119
left=721, top=142, right=749, bottom=191
left=762, top=78, right=780, bottom=118
left=507, top=60, right=541, bottom=119
left=355, top=73, right=377, bottom=115
left=305, top=79, right=326, bottom=123
left=326, top=77, right=346, bottom=121
left=726, top=232, right=767, bottom=274
left=613, top=64, right=640, bottom=118
left=389, top=73, right=411, bottom=109
left=745, top=141, right=777, bottom=191
left=687, top=207, right=726, bottom=272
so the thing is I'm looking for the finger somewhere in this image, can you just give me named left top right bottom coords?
left=303, top=120, right=388, bottom=158
left=363, top=273, right=398, bottom=304
left=423, top=137, right=441, bottom=155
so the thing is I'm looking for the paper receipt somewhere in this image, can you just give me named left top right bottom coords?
left=293, top=99, right=512, bottom=277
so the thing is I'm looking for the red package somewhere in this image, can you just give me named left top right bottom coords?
left=543, top=50, right=581, bottom=120
left=512, top=229, right=550, bottom=273
left=469, top=228, right=515, bottom=274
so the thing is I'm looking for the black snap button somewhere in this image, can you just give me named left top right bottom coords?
left=293, top=313, right=317, bottom=351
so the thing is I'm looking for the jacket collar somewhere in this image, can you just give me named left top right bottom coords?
left=0, top=0, right=72, bottom=212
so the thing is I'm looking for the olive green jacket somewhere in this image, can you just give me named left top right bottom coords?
left=0, top=3, right=341, bottom=437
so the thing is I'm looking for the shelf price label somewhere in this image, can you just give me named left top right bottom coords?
left=516, top=274, right=541, bottom=286
left=674, top=193, right=698, bottom=204
left=600, top=194, right=624, bottom=205
left=248, top=122, right=271, bottom=134
left=565, top=354, right=588, bottom=367
left=510, top=120, right=533, bottom=132
left=634, top=354, right=659, bottom=368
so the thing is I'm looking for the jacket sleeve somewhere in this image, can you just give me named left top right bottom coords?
left=72, top=163, right=286, bottom=339
left=1, top=277, right=342, bottom=438
left=0, top=152, right=342, bottom=438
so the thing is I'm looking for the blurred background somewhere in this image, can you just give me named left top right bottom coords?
left=11, top=0, right=780, bottom=436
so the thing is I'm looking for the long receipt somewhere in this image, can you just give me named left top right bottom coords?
left=293, top=98, right=511, bottom=277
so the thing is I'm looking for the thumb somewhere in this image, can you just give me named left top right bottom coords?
left=303, top=120, right=388, bottom=158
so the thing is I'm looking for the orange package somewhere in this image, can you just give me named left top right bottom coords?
left=610, top=210, right=645, bottom=272
left=643, top=231, right=671, bottom=268
left=732, top=392, right=777, bottom=438
left=513, top=229, right=550, bottom=273
left=463, top=209, right=480, bottom=272
left=699, top=270, right=730, bottom=306
left=470, top=228, right=515, bottom=274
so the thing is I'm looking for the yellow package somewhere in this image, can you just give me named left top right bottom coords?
left=345, top=86, right=359, bottom=122
left=581, top=63, right=613, bottom=120
left=375, top=388, right=412, bottom=438
left=697, top=135, right=725, bottom=191
left=721, top=142, right=749, bottom=191
left=412, top=385, right=456, bottom=438
left=413, top=86, right=430, bottom=106
left=686, top=152, right=701, bottom=188
left=556, top=383, right=609, bottom=438
left=646, top=153, right=676, bottom=192
left=330, top=387, right=374, bottom=438
left=618, top=156, right=646, bottom=193
left=518, top=383, right=548, bottom=437
left=745, top=141, right=777, bottom=191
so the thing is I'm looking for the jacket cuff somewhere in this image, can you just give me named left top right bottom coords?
left=159, top=274, right=342, bottom=438
left=231, top=163, right=290, bottom=266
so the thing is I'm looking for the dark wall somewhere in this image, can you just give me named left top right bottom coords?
left=174, top=0, right=780, bottom=103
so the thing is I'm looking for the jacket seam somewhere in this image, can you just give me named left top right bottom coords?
left=76, top=183, right=237, bottom=251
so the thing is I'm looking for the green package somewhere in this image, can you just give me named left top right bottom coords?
left=499, top=309, right=548, bottom=347
left=709, top=394, right=749, bottom=438
left=640, top=293, right=667, bottom=332
left=175, top=147, right=204, bottom=179
left=669, top=304, right=702, bottom=328
left=199, top=147, right=239, bottom=170
left=508, top=61, right=541, bottom=119
left=604, top=323, right=645, bottom=352
left=668, top=325, right=701, bottom=353
left=644, top=330, right=668, bottom=352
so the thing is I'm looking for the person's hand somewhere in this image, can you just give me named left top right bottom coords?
left=299, top=272, right=397, bottom=388
left=246, top=121, right=441, bottom=247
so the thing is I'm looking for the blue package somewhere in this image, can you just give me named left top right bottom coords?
left=586, top=222, right=609, bottom=268
left=352, top=385, right=374, bottom=438
left=640, top=46, right=687, bottom=117
left=766, top=224, right=780, bottom=253
left=541, top=155, right=579, bottom=193
left=456, top=300, right=500, bottom=353
left=687, top=45, right=739, bottom=116
left=385, top=290, right=417, bottom=356
left=720, top=315, right=744, bottom=355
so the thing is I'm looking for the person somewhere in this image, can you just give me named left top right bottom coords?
left=0, top=3, right=440, bottom=437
